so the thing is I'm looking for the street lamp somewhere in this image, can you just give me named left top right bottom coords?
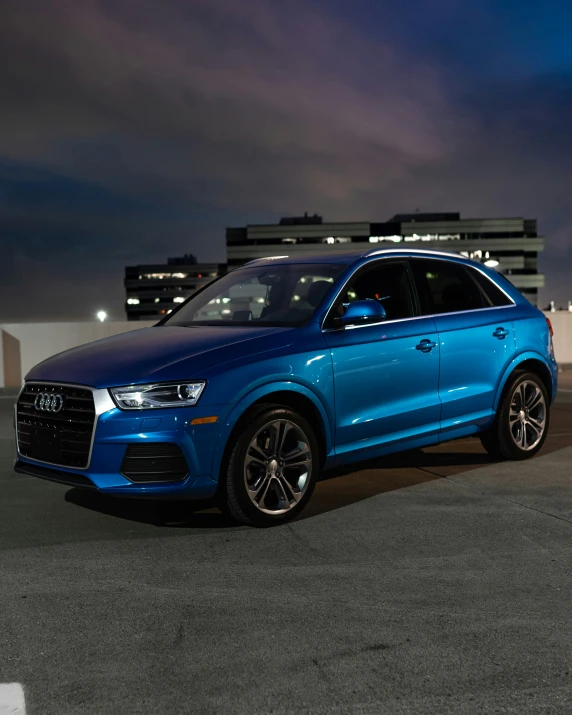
left=96, top=310, right=108, bottom=322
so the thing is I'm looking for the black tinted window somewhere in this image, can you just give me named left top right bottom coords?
left=470, top=269, right=514, bottom=306
left=327, top=261, right=416, bottom=326
left=411, top=259, right=486, bottom=314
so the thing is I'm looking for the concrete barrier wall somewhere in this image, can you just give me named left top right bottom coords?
left=1, top=330, right=22, bottom=386
left=0, top=312, right=570, bottom=388
left=0, top=321, right=154, bottom=387
left=544, top=311, right=572, bottom=364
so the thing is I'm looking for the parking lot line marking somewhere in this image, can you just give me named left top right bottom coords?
left=0, top=684, right=26, bottom=715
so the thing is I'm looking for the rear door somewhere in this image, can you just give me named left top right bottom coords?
left=410, top=258, right=516, bottom=440
left=323, top=259, right=441, bottom=461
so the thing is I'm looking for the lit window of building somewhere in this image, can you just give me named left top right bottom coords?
left=124, top=254, right=226, bottom=321
left=226, top=212, right=544, bottom=306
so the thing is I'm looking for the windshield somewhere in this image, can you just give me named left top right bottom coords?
left=162, top=263, right=346, bottom=327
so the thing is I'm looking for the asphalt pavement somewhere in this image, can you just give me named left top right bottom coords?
left=1, top=390, right=572, bottom=715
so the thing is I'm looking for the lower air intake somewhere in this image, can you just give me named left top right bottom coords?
left=120, top=443, right=189, bottom=483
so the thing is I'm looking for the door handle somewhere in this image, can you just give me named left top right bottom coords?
left=493, top=327, right=509, bottom=340
left=416, top=339, right=437, bottom=353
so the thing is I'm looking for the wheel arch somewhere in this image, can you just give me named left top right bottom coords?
left=494, top=352, right=554, bottom=411
left=211, top=382, right=334, bottom=485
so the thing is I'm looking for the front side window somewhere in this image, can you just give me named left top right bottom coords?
left=326, top=261, right=417, bottom=327
left=411, top=259, right=487, bottom=315
left=162, top=263, right=346, bottom=327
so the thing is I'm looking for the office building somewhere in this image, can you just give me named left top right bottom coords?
left=226, top=212, right=544, bottom=305
left=124, top=254, right=226, bottom=320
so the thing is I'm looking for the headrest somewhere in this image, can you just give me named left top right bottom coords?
left=441, top=283, right=466, bottom=311
left=307, top=280, right=332, bottom=308
left=232, top=310, right=252, bottom=321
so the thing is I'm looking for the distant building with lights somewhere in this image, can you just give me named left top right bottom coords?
left=124, top=254, right=226, bottom=321
left=226, top=212, right=544, bottom=305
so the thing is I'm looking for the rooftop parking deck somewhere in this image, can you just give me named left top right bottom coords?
left=1, top=390, right=572, bottom=714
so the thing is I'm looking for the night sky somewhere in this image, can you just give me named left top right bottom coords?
left=1, top=0, right=571, bottom=321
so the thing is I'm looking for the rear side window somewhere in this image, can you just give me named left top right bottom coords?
left=411, top=259, right=487, bottom=315
left=468, top=268, right=514, bottom=307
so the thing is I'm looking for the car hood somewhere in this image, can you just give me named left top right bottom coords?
left=26, top=325, right=299, bottom=388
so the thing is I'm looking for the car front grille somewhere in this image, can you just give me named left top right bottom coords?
left=121, top=443, right=189, bottom=483
left=16, top=383, right=96, bottom=469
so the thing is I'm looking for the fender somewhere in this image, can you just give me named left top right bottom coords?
left=210, top=380, right=335, bottom=483
left=494, top=350, right=554, bottom=410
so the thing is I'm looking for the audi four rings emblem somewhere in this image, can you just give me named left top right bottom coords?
left=34, top=393, right=65, bottom=413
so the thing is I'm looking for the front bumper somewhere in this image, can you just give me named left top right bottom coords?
left=15, top=398, right=233, bottom=500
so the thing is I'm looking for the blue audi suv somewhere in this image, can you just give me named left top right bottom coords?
left=14, top=249, right=557, bottom=526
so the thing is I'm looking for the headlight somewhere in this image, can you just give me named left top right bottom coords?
left=109, top=381, right=206, bottom=410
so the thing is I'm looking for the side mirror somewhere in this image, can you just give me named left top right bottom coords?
left=340, top=299, right=386, bottom=327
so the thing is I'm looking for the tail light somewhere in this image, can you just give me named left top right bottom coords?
left=546, top=316, right=555, bottom=357
left=546, top=317, right=554, bottom=337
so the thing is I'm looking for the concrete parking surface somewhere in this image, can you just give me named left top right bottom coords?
left=1, top=391, right=572, bottom=714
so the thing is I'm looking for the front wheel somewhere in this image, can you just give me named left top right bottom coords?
left=222, top=405, right=319, bottom=526
left=480, top=371, right=550, bottom=460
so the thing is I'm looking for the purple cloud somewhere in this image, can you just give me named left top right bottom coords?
left=0, top=0, right=571, bottom=318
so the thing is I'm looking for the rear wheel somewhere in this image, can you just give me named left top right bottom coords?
left=480, top=371, right=549, bottom=460
left=222, top=405, right=319, bottom=526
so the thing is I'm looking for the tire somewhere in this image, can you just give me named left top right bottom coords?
left=221, top=404, right=319, bottom=527
left=480, top=371, right=550, bottom=460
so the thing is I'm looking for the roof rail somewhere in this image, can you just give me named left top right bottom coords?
left=365, top=247, right=465, bottom=260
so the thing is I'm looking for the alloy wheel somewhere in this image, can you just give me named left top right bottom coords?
left=243, top=419, right=312, bottom=515
left=509, top=380, right=546, bottom=451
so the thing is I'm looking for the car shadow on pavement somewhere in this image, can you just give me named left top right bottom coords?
left=64, top=489, right=235, bottom=528
left=301, top=444, right=494, bottom=520
left=64, top=440, right=495, bottom=528
left=323, top=444, right=493, bottom=479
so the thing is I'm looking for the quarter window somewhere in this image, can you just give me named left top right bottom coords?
left=469, top=268, right=514, bottom=307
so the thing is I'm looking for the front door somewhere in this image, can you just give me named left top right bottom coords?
left=323, top=259, right=442, bottom=463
